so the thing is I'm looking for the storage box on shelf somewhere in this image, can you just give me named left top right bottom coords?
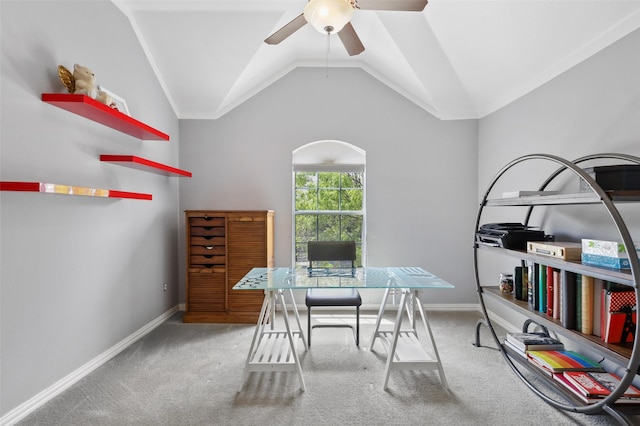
left=474, top=153, right=640, bottom=423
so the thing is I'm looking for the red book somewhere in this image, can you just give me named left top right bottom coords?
left=603, top=290, right=636, bottom=343
left=564, top=371, right=640, bottom=400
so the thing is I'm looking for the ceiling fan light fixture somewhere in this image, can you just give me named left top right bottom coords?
left=304, top=0, right=354, bottom=34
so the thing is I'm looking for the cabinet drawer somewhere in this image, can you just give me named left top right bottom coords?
left=190, top=255, right=226, bottom=267
left=190, top=236, right=225, bottom=246
left=190, top=217, right=225, bottom=227
left=188, top=266, right=225, bottom=274
left=190, top=226, right=225, bottom=237
left=190, top=246, right=225, bottom=256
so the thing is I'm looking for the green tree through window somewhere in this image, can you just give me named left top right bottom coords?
left=294, top=171, right=364, bottom=267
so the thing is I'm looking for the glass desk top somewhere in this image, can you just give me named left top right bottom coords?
left=232, top=267, right=455, bottom=290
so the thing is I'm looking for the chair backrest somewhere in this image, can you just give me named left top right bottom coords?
left=307, top=241, right=356, bottom=273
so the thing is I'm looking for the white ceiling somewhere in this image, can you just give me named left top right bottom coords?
left=112, top=0, right=640, bottom=120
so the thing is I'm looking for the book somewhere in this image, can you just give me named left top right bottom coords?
left=553, top=268, right=561, bottom=320
left=576, top=274, right=582, bottom=332
left=564, top=371, right=640, bottom=399
left=522, top=266, right=529, bottom=303
left=528, top=262, right=538, bottom=310
left=514, top=266, right=523, bottom=300
left=503, top=339, right=528, bottom=358
left=561, top=270, right=577, bottom=330
left=527, top=350, right=603, bottom=375
left=538, top=263, right=547, bottom=314
left=580, top=275, right=594, bottom=335
left=506, top=332, right=564, bottom=352
left=592, top=278, right=604, bottom=338
left=553, top=372, right=640, bottom=404
left=502, top=190, right=559, bottom=198
left=602, top=290, right=636, bottom=343
left=546, top=265, right=554, bottom=317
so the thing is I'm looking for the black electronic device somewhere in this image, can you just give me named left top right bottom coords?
left=475, top=223, right=547, bottom=251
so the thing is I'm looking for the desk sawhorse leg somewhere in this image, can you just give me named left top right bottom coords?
left=370, top=288, right=448, bottom=391
left=238, top=289, right=307, bottom=392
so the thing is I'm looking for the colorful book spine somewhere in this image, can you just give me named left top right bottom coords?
left=514, top=266, right=523, bottom=300
left=528, top=262, right=538, bottom=310
left=527, top=350, right=602, bottom=372
left=561, top=270, right=576, bottom=330
left=576, top=274, right=582, bottom=332
left=538, top=263, right=547, bottom=313
left=553, top=268, right=561, bottom=320
left=592, top=279, right=604, bottom=337
left=581, top=275, right=594, bottom=335
left=547, top=265, right=554, bottom=317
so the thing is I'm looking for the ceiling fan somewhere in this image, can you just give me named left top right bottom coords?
left=264, top=0, right=428, bottom=56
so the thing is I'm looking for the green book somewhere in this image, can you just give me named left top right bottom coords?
left=538, top=263, right=547, bottom=313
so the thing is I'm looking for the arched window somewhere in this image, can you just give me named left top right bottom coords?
left=292, top=140, right=366, bottom=267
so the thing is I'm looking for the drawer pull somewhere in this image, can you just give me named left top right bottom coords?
left=205, top=246, right=214, bottom=250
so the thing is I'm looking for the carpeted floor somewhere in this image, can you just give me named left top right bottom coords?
left=17, top=310, right=632, bottom=425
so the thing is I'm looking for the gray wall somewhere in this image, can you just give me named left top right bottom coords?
left=178, top=67, right=479, bottom=306
left=1, top=1, right=180, bottom=417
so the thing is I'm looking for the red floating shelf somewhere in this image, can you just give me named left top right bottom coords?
left=41, top=93, right=169, bottom=141
left=100, top=155, right=192, bottom=177
left=0, top=181, right=152, bottom=200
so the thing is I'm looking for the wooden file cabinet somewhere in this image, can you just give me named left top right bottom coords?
left=184, top=210, right=274, bottom=323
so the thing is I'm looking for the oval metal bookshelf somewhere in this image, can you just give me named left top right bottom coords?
left=474, top=153, right=640, bottom=424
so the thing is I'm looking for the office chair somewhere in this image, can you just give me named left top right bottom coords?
left=305, top=241, right=361, bottom=346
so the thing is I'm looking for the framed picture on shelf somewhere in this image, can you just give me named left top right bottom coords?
left=98, top=86, right=130, bottom=116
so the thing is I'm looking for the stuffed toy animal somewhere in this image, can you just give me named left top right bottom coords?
left=72, top=63, right=98, bottom=99
left=95, top=89, right=113, bottom=107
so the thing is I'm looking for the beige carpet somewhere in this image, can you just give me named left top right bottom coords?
left=17, top=310, right=627, bottom=425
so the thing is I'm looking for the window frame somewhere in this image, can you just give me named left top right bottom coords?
left=292, top=141, right=366, bottom=268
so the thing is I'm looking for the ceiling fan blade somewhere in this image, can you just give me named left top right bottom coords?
left=355, top=0, right=428, bottom=11
left=338, top=22, right=365, bottom=56
left=264, top=13, right=307, bottom=45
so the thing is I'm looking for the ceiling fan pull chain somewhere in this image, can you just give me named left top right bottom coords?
left=326, top=32, right=330, bottom=78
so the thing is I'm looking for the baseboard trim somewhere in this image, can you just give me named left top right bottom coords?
left=0, top=306, right=180, bottom=426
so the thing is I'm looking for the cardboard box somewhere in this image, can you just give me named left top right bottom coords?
left=582, top=239, right=640, bottom=259
left=527, top=241, right=582, bottom=260
left=582, top=253, right=631, bottom=270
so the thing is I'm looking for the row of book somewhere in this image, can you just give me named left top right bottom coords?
left=511, top=263, right=636, bottom=344
left=505, top=332, right=640, bottom=404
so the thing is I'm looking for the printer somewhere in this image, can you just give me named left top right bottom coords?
left=476, top=223, right=547, bottom=251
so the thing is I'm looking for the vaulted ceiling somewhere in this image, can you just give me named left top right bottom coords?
left=112, top=0, right=640, bottom=120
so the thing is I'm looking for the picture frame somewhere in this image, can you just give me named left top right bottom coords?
left=98, top=86, right=130, bottom=116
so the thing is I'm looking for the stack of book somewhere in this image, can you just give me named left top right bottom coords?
left=554, top=371, right=640, bottom=404
left=503, top=332, right=564, bottom=358
left=505, top=333, right=640, bottom=405
left=581, top=238, right=639, bottom=270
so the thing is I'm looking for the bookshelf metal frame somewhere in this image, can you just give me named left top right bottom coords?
left=474, top=153, right=640, bottom=424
